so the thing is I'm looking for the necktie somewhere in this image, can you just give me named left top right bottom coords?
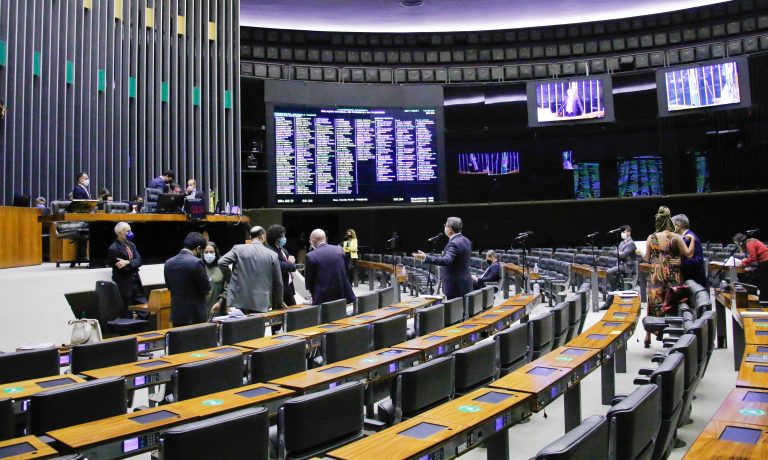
left=125, top=244, right=133, bottom=260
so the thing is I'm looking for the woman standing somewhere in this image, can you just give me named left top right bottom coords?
left=342, top=229, right=359, bottom=282
left=204, top=242, right=228, bottom=317
left=643, top=206, right=695, bottom=347
left=734, top=233, right=768, bottom=302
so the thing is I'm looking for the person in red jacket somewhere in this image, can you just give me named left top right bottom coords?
left=734, top=233, right=768, bottom=302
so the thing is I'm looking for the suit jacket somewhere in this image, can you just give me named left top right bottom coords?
left=186, top=189, right=205, bottom=200
left=425, top=233, right=473, bottom=300
left=218, top=241, right=283, bottom=312
left=266, top=243, right=297, bottom=305
left=680, top=230, right=707, bottom=287
left=107, top=239, right=144, bottom=303
left=164, top=250, right=211, bottom=326
left=477, top=261, right=501, bottom=286
left=617, top=237, right=638, bottom=275
left=148, top=176, right=167, bottom=193
left=71, top=184, right=91, bottom=200
left=305, top=243, right=355, bottom=305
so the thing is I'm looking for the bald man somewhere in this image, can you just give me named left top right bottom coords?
left=107, top=222, right=147, bottom=316
left=305, top=229, right=356, bottom=305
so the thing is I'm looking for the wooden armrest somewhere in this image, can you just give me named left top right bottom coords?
left=128, top=303, right=153, bottom=312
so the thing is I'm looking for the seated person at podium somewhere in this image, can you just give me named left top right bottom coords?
left=108, top=222, right=148, bottom=317
left=71, top=171, right=92, bottom=199
left=185, top=179, right=205, bottom=200
left=164, top=232, right=211, bottom=327
left=169, top=183, right=183, bottom=194
left=473, top=250, right=500, bottom=289
left=149, top=169, right=174, bottom=193
left=734, top=233, right=768, bottom=303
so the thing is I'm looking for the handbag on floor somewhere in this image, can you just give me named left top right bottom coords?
left=69, top=319, right=103, bottom=345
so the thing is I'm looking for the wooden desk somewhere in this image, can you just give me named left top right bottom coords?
left=289, top=323, right=350, bottom=349
left=501, top=264, right=540, bottom=299
left=489, top=361, right=573, bottom=413
left=0, top=207, right=42, bottom=269
left=683, top=420, right=768, bottom=459
left=386, top=297, right=439, bottom=314
left=174, top=383, right=294, bottom=417
left=1, top=374, right=86, bottom=414
left=745, top=318, right=768, bottom=346
left=354, top=260, right=406, bottom=298
left=269, top=348, right=421, bottom=395
left=737, top=360, right=768, bottom=390
left=472, top=304, right=527, bottom=334
left=128, top=289, right=172, bottom=330
left=571, top=264, right=605, bottom=311
left=711, top=388, right=768, bottom=427
left=394, top=323, right=489, bottom=361
left=717, top=290, right=768, bottom=370
left=0, top=436, right=58, bottom=460
left=333, top=307, right=412, bottom=326
left=603, top=307, right=639, bottom=324
left=235, top=334, right=308, bottom=351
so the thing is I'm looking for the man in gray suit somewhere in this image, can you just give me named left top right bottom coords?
left=218, top=226, right=283, bottom=314
left=606, top=224, right=637, bottom=291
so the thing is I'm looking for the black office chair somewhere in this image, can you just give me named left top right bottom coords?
left=550, top=302, right=570, bottom=349
left=532, top=415, right=610, bottom=459
left=319, top=299, right=348, bottom=323
left=172, top=355, right=244, bottom=402
left=318, top=325, right=370, bottom=366
left=285, top=305, right=320, bottom=332
left=104, top=202, right=130, bottom=214
left=273, top=382, right=364, bottom=460
left=160, top=407, right=269, bottom=460
left=442, top=297, right=464, bottom=326
left=250, top=340, right=307, bottom=383
left=29, top=377, right=127, bottom=435
left=0, top=398, right=13, bottom=441
left=377, top=356, right=455, bottom=427
left=576, top=285, right=590, bottom=334
left=377, top=286, right=396, bottom=308
left=371, top=314, right=407, bottom=350
left=495, top=322, right=530, bottom=375
left=166, top=323, right=219, bottom=355
left=354, top=291, right=379, bottom=314
left=95, top=280, right=149, bottom=335
left=463, top=289, right=484, bottom=319
left=453, top=340, right=500, bottom=396
left=564, top=297, right=582, bottom=343
left=412, top=303, right=445, bottom=338
left=636, top=352, right=686, bottom=458
left=0, top=348, right=59, bottom=384
left=144, top=187, right=164, bottom=213
left=481, top=285, right=496, bottom=310
left=70, top=338, right=138, bottom=374
left=528, top=311, right=555, bottom=361
left=50, top=200, right=89, bottom=267
left=660, top=335, right=699, bottom=428
left=607, top=384, right=661, bottom=460
left=220, top=316, right=266, bottom=345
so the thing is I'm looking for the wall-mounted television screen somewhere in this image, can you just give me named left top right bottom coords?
left=617, top=156, right=664, bottom=197
left=562, top=150, right=574, bottom=170
left=656, top=57, right=751, bottom=116
left=695, top=154, right=711, bottom=193
left=457, top=152, right=520, bottom=176
left=527, top=75, right=614, bottom=127
left=573, top=163, right=600, bottom=200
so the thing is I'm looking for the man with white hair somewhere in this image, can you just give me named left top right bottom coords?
left=218, top=225, right=283, bottom=314
left=672, top=213, right=707, bottom=287
left=107, top=222, right=147, bottom=315
left=305, top=229, right=355, bottom=305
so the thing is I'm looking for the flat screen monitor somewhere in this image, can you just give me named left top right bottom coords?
left=457, top=152, right=520, bottom=176
left=562, top=150, right=574, bottom=170
left=617, top=156, right=663, bottom=197
left=155, top=193, right=185, bottom=214
left=573, top=163, right=600, bottom=200
left=657, top=57, right=751, bottom=116
left=527, top=75, right=614, bottom=127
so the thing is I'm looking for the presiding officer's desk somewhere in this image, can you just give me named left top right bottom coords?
left=2, top=375, right=86, bottom=415
left=40, top=213, right=249, bottom=267
left=47, top=383, right=293, bottom=459
left=0, top=435, right=58, bottom=460
left=0, top=206, right=43, bottom=269
left=394, top=323, right=490, bottom=361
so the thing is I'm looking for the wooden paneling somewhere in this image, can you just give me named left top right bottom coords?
left=0, top=206, right=42, bottom=269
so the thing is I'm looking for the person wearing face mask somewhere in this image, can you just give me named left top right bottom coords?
left=672, top=214, right=707, bottom=288
left=605, top=225, right=638, bottom=292
left=107, top=222, right=147, bottom=317
left=265, top=225, right=297, bottom=309
left=413, top=217, right=473, bottom=300
left=342, top=229, right=358, bottom=282
left=204, top=242, right=228, bottom=317
left=305, top=229, right=355, bottom=306
left=472, top=250, right=501, bottom=290
left=71, top=172, right=92, bottom=199
left=734, top=233, right=768, bottom=303
left=164, top=232, right=212, bottom=326
left=149, top=169, right=174, bottom=193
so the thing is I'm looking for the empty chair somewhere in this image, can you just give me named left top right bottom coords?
left=0, top=398, right=12, bottom=441
left=250, top=340, right=307, bottom=383
left=319, top=325, right=370, bottom=365
left=274, top=382, right=364, bottom=460
left=160, top=407, right=269, bottom=460
left=576, top=285, right=590, bottom=334
left=463, top=289, right=484, bottom=318
left=29, top=377, right=127, bottom=435
left=0, top=348, right=59, bottom=384
left=637, top=353, right=685, bottom=460
left=166, top=323, right=219, bottom=355
left=70, top=338, right=138, bottom=374
left=442, top=297, right=464, bottom=326
left=413, top=303, right=445, bottom=337
left=528, top=311, right=555, bottom=361
left=532, top=415, right=609, bottom=460
left=550, top=302, right=570, bottom=348
left=661, top=335, right=700, bottom=428
left=481, top=285, right=496, bottom=310
left=371, top=315, right=408, bottom=350
left=495, top=322, right=530, bottom=375
left=172, top=355, right=244, bottom=402
left=284, top=305, right=320, bottom=332
left=564, top=297, right=582, bottom=342
left=95, top=280, right=148, bottom=335
left=220, top=316, right=266, bottom=345
left=377, top=286, right=396, bottom=308
left=453, top=340, right=500, bottom=395
left=607, top=384, right=662, bottom=460
left=354, top=291, right=379, bottom=315
left=320, top=299, right=348, bottom=323
left=104, top=202, right=130, bottom=214
left=377, top=356, right=455, bottom=426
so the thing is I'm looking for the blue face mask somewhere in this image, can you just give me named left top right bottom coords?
left=278, top=236, right=287, bottom=247
left=126, top=231, right=135, bottom=241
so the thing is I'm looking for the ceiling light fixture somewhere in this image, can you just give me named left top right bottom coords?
left=401, top=0, right=424, bottom=7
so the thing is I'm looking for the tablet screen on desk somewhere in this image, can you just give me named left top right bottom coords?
left=129, top=410, right=178, bottom=424
left=527, top=366, right=558, bottom=377
left=397, top=422, right=448, bottom=439
left=36, top=377, right=77, bottom=388
left=236, top=387, right=277, bottom=398
left=756, top=331, right=768, bottom=336
left=719, top=426, right=762, bottom=444
left=602, top=322, right=622, bottom=327
left=318, top=366, right=353, bottom=374
left=140, top=333, right=164, bottom=339
left=211, top=347, right=240, bottom=354
left=457, top=324, right=477, bottom=329
left=272, top=335, right=299, bottom=341
left=356, top=315, right=376, bottom=320
left=745, top=354, right=768, bottom=363
left=378, top=349, right=405, bottom=356
left=317, top=325, right=341, bottom=329
left=755, top=365, right=768, bottom=373
left=611, top=312, right=628, bottom=318
left=743, top=391, right=768, bottom=403
left=424, top=336, right=447, bottom=342
left=587, top=334, right=608, bottom=340
left=474, top=391, right=513, bottom=404
left=136, top=360, right=170, bottom=368
left=0, top=442, right=35, bottom=458
left=758, top=346, right=768, bottom=353
left=562, top=348, right=589, bottom=356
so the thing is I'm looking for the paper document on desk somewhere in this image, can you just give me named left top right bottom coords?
left=608, top=290, right=639, bottom=298
left=713, top=257, right=740, bottom=266
left=420, top=295, right=444, bottom=301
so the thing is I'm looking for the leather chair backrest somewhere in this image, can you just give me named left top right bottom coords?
left=668, top=334, right=699, bottom=387
left=323, top=325, right=370, bottom=365
left=173, top=355, right=243, bottom=401
left=50, top=200, right=71, bottom=214
left=551, top=302, right=570, bottom=348
left=397, top=356, right=455, bottom=417
left=104, top=202, right=130, bottom=214
left=71, top=338, right=138, bottom=374
left=529, top=311, right=555, bottom=359
left=0, top=348, right=59, bottom=385
left=377, top=287, right=396, bottom=309
left=354, top=291, right=379, bottom=315
left=481, top=286, right=495, bottom=310
left=320, top=299, right=348, bottom=324
left=416, top=304, right=446, bottom=337
left=95, top=280, right=126, bottom=324
left=565, top=298, right=582, bottom=342
left=371, top=315, right=408, bottom=350
left=687, top=318, right=709, bottom=367
left=220, top=316, right=266, bottom=346
left=145, top=187, right=163, bottom=203
left=285, top=305, right=320, bottom=332
left=166, top=324, right=219, bottom=355
left=442, top=298, right=464, bottom=325
left=463, top=290, right=484, bottom=318
left=607, top=384, right=661, bottom=460
left=495, top=322, right=529, bottom=372
left=0, top=398, right=13, bottom=441
left=453, top=340, right=499, bottom=394
left=160, top=407, right=269, bottom=460
left=250, top=340, right=307, bottom=383
left=533, top=415, right=609, bottom=460
left=651, top=353, right=685, bottom=417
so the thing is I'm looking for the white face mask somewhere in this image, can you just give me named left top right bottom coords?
left=203, top=253, right=216, bottom=264
left=620, top=232, right=628, bottom=240
left=82, top=179, right=90, bottom=187
left=444, top=227, right=451, bottom=237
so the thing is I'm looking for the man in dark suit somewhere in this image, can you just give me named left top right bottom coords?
left=606, top=224, right=638, bottom=291
left=414, top=217, right=473, bottom=300
left=473, top=250, right=501, bottom=289
left=164, top=232, right=211, bottom=326
left=305, top=229, right=355, bottom=305
left=107, top=222, right=147, bottom=316
left=148, top=169, right=174, bottom=193
left=185, top=179, right=205, bottom=200
left=71, top=172, right=91, bottom=199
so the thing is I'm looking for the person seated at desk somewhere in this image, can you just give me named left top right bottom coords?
left=97, top=188, right=113, bottom=211
left=71, top=171, right=91, bottom=199
left=130, top=195, right=144, bottom=214
left=149, top=170, right=174, bottom=193
left=473, top=250, right=500, bottom=289
left=34, top=197, right=51, bottom=216
left=108, top=222, right=147, bottom=317
left=185, top=179, right=205, bottom=200
left=164, top=232, right=211, bottom=327
left=734, top=233, right=768, bottom=303
left=169, top=183, right=183, bottom=194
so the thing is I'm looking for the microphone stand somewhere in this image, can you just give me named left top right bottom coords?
left=513, top=234, right=531, bottom=294
left=388, top=234, right=397, bottom=294
left=426, top=237, right=438, bottom=295
left=614, top=233, right=624, bottom=290
left=713, top=241, right=742, bottom=290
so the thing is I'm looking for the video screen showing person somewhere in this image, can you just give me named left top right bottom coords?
left=534, top=79, right=606, bottom=123
left=664, top=61, right=741, bottom=112
left=617, top=156, right=663, bottom=197
left=695, top=154, right=711, bottom=193
left=562, top=150, right=574, bottom=170
left=457, top=152, right=520, bottom=176
left=573, top=163, right=600, bottom=200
